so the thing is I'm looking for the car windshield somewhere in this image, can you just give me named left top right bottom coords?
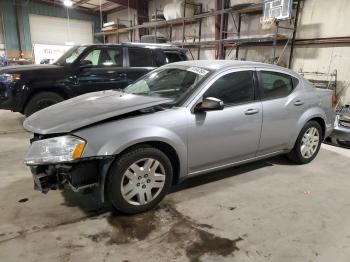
left=124, top=67, right=210, bottom=105
left=54, top=46, right=87, bottom=66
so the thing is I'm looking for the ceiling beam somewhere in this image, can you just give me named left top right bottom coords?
left=75, top=0, right=90, bottom=5
left=74, top=0, right=91, bottom=7
left=31, top=0, right=97, bottom=14
left=105, top=5, right=127, bottom=14
left=93, top=2, right=115, bottom=11
left=106, top=0, right=138, bottom=9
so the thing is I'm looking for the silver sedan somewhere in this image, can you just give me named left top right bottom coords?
left=24, top=60, right=335, bottom=213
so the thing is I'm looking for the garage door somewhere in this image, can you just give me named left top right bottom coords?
left=29, top=14, right=93, bottom=45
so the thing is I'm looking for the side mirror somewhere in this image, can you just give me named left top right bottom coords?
left=195, top=97, right=224, bottom=112
left=79, top=60, right=92, bottom=68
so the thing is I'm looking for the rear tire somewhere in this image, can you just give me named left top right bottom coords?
left=24, top=92, right=64, bottom=117
left=107, top=145, right=173, bottom=214
left=287, top=120, right=323, bottom=164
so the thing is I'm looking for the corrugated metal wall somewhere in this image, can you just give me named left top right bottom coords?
left=0, top=11, right=5, bottom=55
left=0, top=0, right=101, bottom=58
left=0, top=0, right=19, bottom=57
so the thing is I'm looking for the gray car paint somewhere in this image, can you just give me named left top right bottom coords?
left=24, top=60, right=335, bottom=180
left=23, top=90, right=172, bottom=134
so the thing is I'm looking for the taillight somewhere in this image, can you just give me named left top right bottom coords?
left=332, top=95, right=337, bottom=108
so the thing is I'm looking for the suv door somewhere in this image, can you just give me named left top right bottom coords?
left=124, top=47, right=157, bottom=84
left=256, top=68, right=303, bottom=155
left=74, top=46, right=127, bottom=95
left=187, top=69, right=262, bottom=174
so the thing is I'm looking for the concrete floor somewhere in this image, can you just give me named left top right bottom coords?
left=0, top=110, right=350, bottom=262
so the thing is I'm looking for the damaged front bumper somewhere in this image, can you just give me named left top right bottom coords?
left=30, top=160, right=101, bottom=194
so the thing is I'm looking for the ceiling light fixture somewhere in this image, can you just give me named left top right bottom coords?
left=63, top=0, right=73, bottom=7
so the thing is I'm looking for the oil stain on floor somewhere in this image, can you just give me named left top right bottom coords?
left=86, top=203, right=245, bottom=262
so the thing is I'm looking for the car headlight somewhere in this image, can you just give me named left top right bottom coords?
left=0, top=73, right=21, bottom=82
left=24, top=135, right=86, bottom=165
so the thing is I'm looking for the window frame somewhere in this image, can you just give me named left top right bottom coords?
left=256, top=69, right=300, bottom=101
left=78, top=46, right=124, bottom=68
left=188, top=68, right=260, bottom=111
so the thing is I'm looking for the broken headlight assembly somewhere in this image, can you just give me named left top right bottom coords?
left=24, top=135, right=86, bottom=165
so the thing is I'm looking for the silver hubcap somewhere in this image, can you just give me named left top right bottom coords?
left=121, top=158, right=166, bottom=206
left=301, top=127, right=320, bottom=159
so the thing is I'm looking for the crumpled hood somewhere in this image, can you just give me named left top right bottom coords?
left=23, top=90, right=172, bottom=134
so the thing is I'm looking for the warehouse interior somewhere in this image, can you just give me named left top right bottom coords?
left=0, top=0, right=350, bottom=261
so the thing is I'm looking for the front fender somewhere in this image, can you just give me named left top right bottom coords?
left=75, top=122, right=188, bottom=176
left=103, top=127, right=186, bottom=162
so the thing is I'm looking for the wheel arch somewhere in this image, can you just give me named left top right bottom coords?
left=100, top=140, right=182, bottom=203
left=308, top=117, right=326, bottom=139
left=288, top=108, right=327, bottom=149
left=21, top=87, right=70, bottom=113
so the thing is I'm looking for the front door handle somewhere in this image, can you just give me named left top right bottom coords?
left=116, top=72, right=126, bottom=77
left=294, top=100, right=304, bottom=106
left=244, top=108, right=259, bottom=115
left=68, top=75, right=78, bottom=85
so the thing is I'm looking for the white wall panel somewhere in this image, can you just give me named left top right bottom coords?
left=29, top=14, right=93, bottom=45
left=296, top=0, right=350, bottom=39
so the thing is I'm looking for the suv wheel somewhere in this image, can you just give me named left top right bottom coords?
left=107, top=145, right=173, bottom=214
left=24, top=92, right=64, bottom=116
left=287, top=120, right=323, bottom=164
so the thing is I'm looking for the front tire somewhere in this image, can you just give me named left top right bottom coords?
left=287, top=120, right=323, bottom=164
left=107, top=145, right=173, bottom=214
left=24, top=92, right=64, bottom=117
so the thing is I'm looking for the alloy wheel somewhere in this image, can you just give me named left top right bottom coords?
left=300, top=127, right=320, bottom=159
left=121, top=158, right=166, bottom=206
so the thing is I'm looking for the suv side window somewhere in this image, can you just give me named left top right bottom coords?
left=128, top=48, right=154, bottom=67
left=260, top=71, right=298, bottom=99
left=164, top=52, right=184, bottom=63
left=105, top=48, right=123, bottom=66
left=82, top=49, right=101, bottom=65
left=203, top=71, right=255, bottom=105
left=81, top=48, right=122, bottom=67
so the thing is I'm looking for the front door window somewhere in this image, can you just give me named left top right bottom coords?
left=203, top=71, right=255, bottom=106
left=80, top=48, right=123, bottom=67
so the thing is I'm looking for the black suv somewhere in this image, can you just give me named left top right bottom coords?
left=0, top=43, right=187, bottom=116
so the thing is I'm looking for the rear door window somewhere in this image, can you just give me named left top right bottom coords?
left=260, top=71, right=298, bottom=99
left=128, top=48, right=154, bottom=67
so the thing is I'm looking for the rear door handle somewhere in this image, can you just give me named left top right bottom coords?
left=294, top=100, right=304, bottom=106
left=244, top=108, right=259, bottom=115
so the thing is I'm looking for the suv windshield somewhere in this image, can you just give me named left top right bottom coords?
left=54, top=46, right=87, bottom=66
left=124, top=67, right=210, bottom=105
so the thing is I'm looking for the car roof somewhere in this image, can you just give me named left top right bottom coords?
left=80, top=43, right=185, bottom=50
left=169, top=60, right=298, bottom=76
